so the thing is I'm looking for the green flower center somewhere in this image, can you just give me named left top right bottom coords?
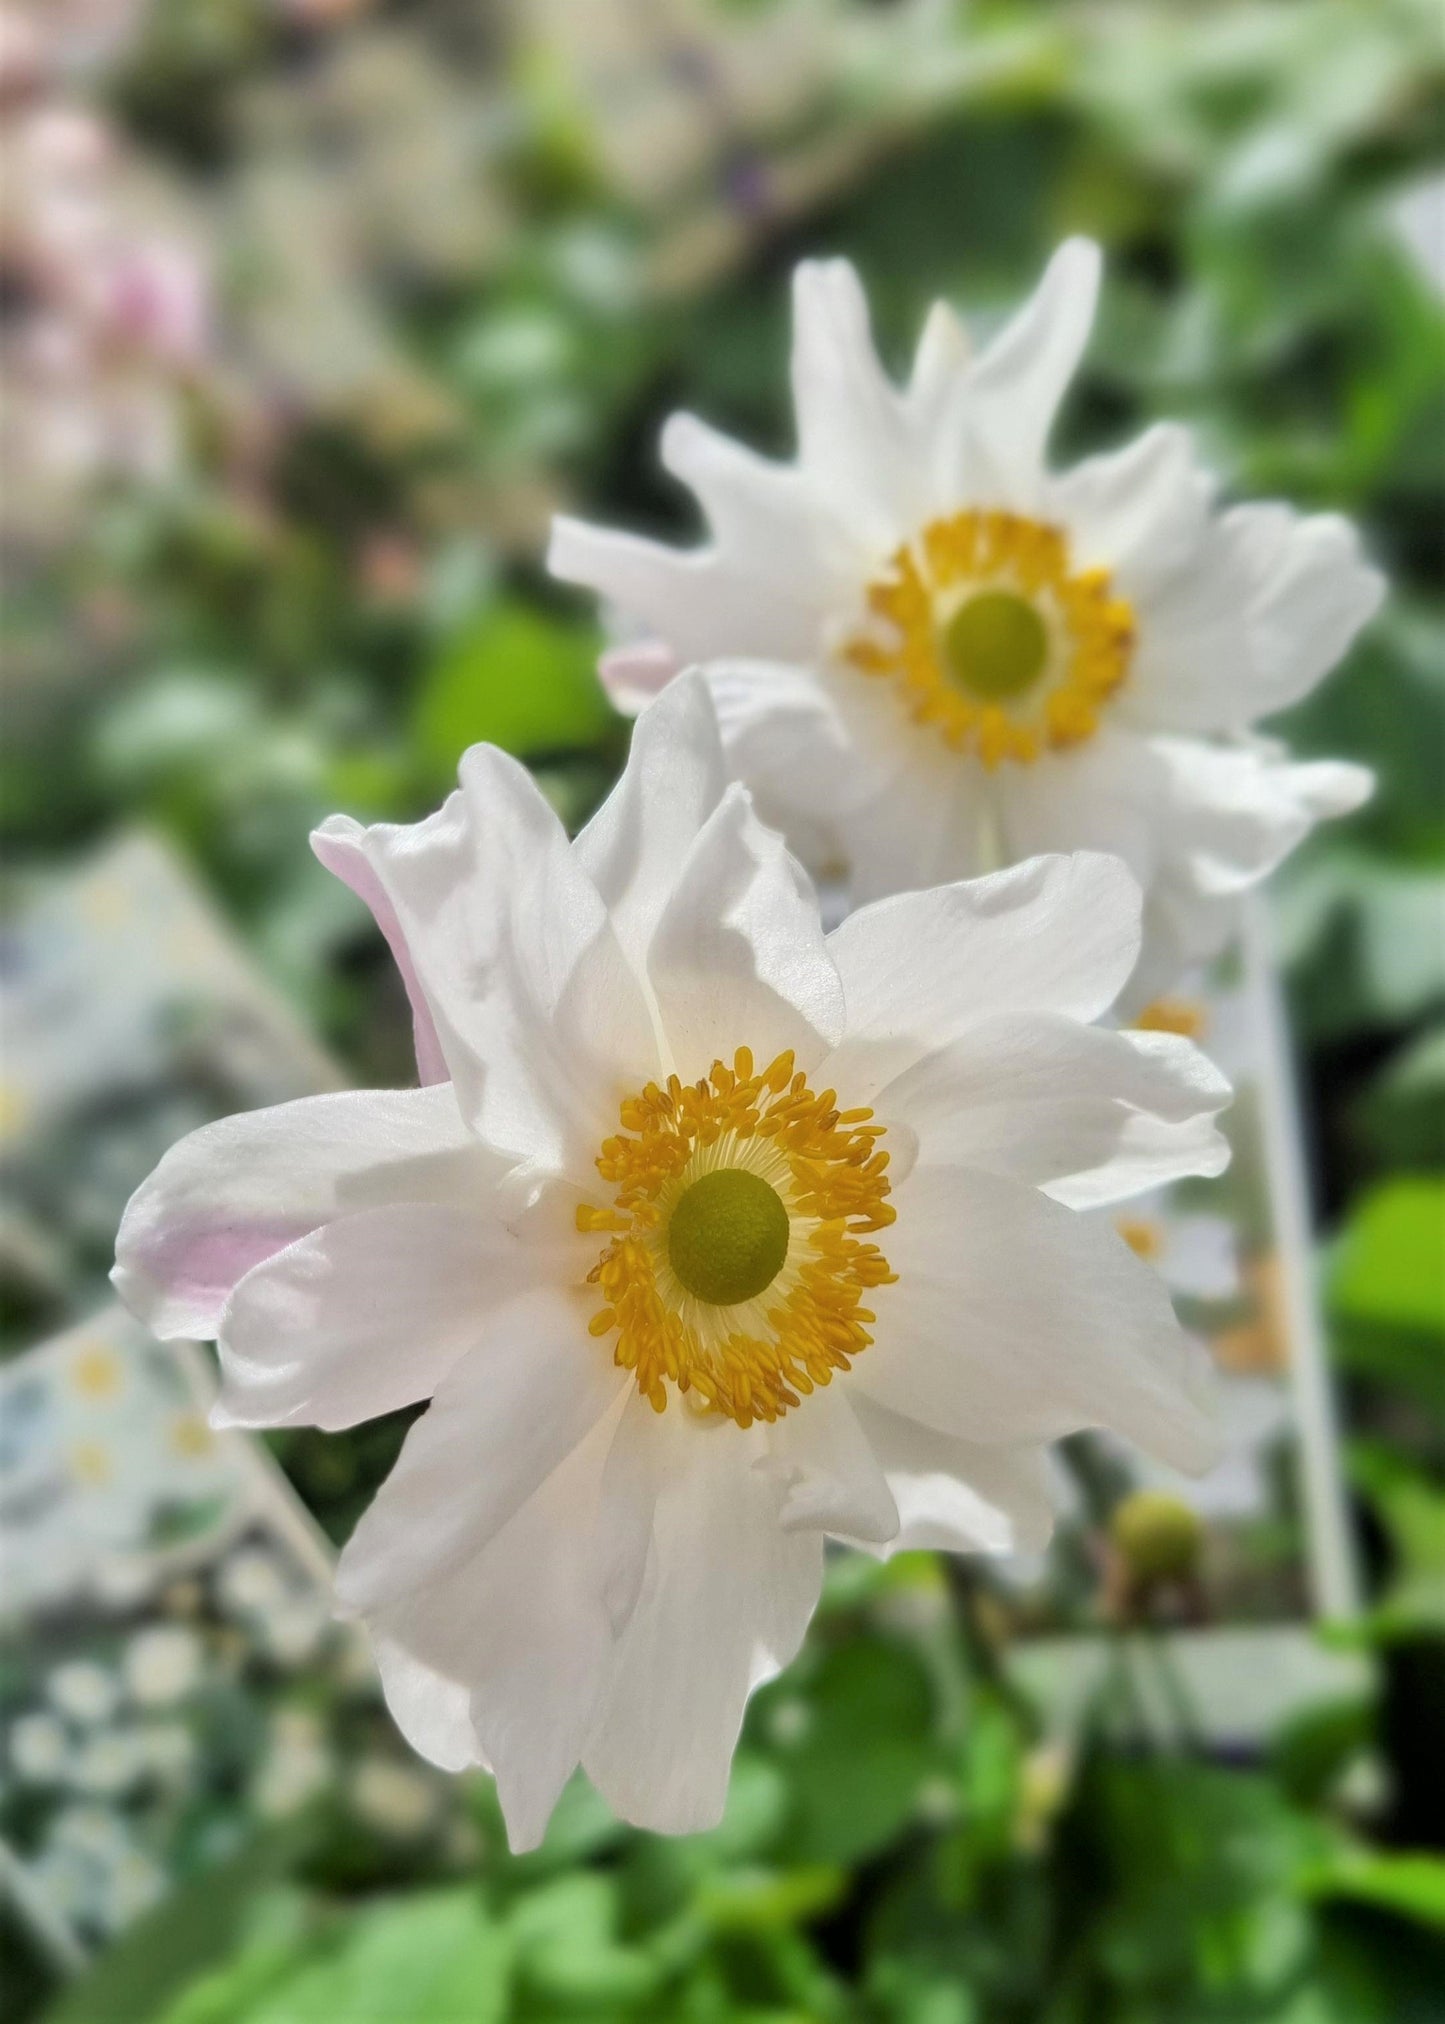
left=667, top=1167, right=790, bottom=1307
left=941, top=589, right=1049, bottom=700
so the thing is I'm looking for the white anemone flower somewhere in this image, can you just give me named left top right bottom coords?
left=550, top=242, right=1383, bottom=1002
left=114, top=676, right=1230, bottom=1848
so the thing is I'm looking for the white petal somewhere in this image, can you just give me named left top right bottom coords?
left=112, top=1084, right=488, bottom=1342
left=825, top=852, right=1142, bottom=1096
left=1046, top=423, right=1216, bottom=598
left=372, top=1638, right=479, bottom=1775
left=704, top=658, right=912, bottom=827
left=583, top=1410, right=822, bottom=1836
left=659, top=410, right=861, bottom=598
left=359, top=1389, right=639, bottom=1851
left=1122, top=504, right=1384, bottom=736
left=875, top=1013, right=1230, bottom=1207
left=549, top=504, right=848, bottom=668
left=855, top=1164, right=1220, bottom=1472
left=954, top=238, right=1102, bottom=505
left=311, top=823, right=448, bottom=1085
left=597, top=640, right=680, bottom=713
left=1115, top=739, right=1372, bottom=1004
left=840, top=744, right=991, bottom=906
left=573, top=671, right=727, bottom=978
left=334, top=1285, right=626, bottom=1612
left=997, top=731, right=1164, bottom=899
left=317, top=746, right=655, bottom=1170
left=1150, top=737, right=1373, bottom=898
left=648, top=782, right=845, bottom=1074
left=841, top=1395, right=1056, bottom=1556
left=760, top=1385, right=899, bottom=1544
left=789, top=257, right=927, bottom=541
left=904, top=298, right=972, bottom=435
left=215, top=1206, right=557, bottom=1431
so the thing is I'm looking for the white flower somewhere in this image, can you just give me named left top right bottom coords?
left=350, top=1755, right=437, bottom=1837
left=71, top=1728, right=147, bottom=1797
left=10, top=1712, right=69, bottom=1782
left=550, top=242, right=1383, bottom=1002
left=216, top=1546, right=288, bottom=1617
left=47, top=1661, right=118, bottom=1726
left=1111, top=1187, right=1239, bottom=1303
left=115, top=677, right=1230, bottom=1849
left=123, top=1625, right=202, bottom=1708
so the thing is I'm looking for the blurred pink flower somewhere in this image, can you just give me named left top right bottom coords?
left=0, top=17, right=209, bottom=545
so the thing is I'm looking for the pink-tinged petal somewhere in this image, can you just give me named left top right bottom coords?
left=112, top=1084, right=488, bottom=1341
left=315, top=746, right=656, bottom=1171
left=312, top=820, right=448, bottom=1085
left=215, top=1205, right=563, bottom=1432
left=596, top=640, right=681, bottom=714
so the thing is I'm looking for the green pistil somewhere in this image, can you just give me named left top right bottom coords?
left=942, top=589, right=1048, bottom=701
left=667, top=1168, right=790, bottom=1307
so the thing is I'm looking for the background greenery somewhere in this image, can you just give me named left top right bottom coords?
left=3, top=0, right=1442, bottom=2017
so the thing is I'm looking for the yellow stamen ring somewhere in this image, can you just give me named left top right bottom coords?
left=578, top=1047, right=897, bottom=1429
left=843, top=509, right=1136, bottom=769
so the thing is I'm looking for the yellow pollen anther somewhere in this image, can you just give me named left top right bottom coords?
left=578, top=1046, right=896, bottom=1428
left=843, top=509, right=1135, bottom=768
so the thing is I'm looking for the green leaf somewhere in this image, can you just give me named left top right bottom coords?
left=246, top=1890, right=509, bottom=2024
left=507, top=1874, right=662, bottom=2009
left=1304, top=1851, right=1445, bottom=1932
left=768, top=1637, right=939, bottom=1866
left=413, top=600, right=616, bottom=778
left=1331, top=1179, right=1445, bottom=1339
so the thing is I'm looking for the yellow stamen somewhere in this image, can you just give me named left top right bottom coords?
left=1134, top=997, right=1208, bottom=1040
left=578, top=1046, right=896, bottom=1428
left=1116, top=1217, right=1164, bottom=1263
left=843, top=509, right=1135, bottom=769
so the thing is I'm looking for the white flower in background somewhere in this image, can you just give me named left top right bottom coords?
left=123, top=1625, right=202, bottom=1708
left=216, top=1545, right=289, bottom=1618
left=9, top=1712, right=69, bottom=1782
left=97, top=1845, right=167, bottom=1930
left=47, top=1661, right=118, bottom=1726
left=72, top=1727, right=147, bottom=1797
left=1112, top=1186, right=1239, bottom=1303
left=551, top=242, right=1382, bottom=1002
left=141, top=1722, right=194, bottom=1783
left=350, top=1755, right=437, bottom=1837
left=253, top=1708, right=331, bottom=1820
left=116, top=677, right=1230, bottom=1849
left=261, top=1595, right=329, bottom=1667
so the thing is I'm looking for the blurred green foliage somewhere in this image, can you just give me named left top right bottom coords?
left=5, top=0, right=1444, bottom=2016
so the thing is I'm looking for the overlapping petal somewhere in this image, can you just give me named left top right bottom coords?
left=855, top=1164, right=1220, bottom=1473
left=843, top=1397, right=1057, bottom=1557
left=581, top=1411, right=822, bottom=1837
left=824, top=852, right=1142, bottom=1095
left=112, top=1084, right=491, bottom=1341
left=314, top=746, right=655, bottom=1172
left=215, top=1205, right=558, bottom=1432
left=875, top=1011, right=1230, bottom=1207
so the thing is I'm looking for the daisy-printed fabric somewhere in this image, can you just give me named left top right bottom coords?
left=550, top=241, right=1384, bottom=1003
left=114, top=677, right=1232, bottom=1850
